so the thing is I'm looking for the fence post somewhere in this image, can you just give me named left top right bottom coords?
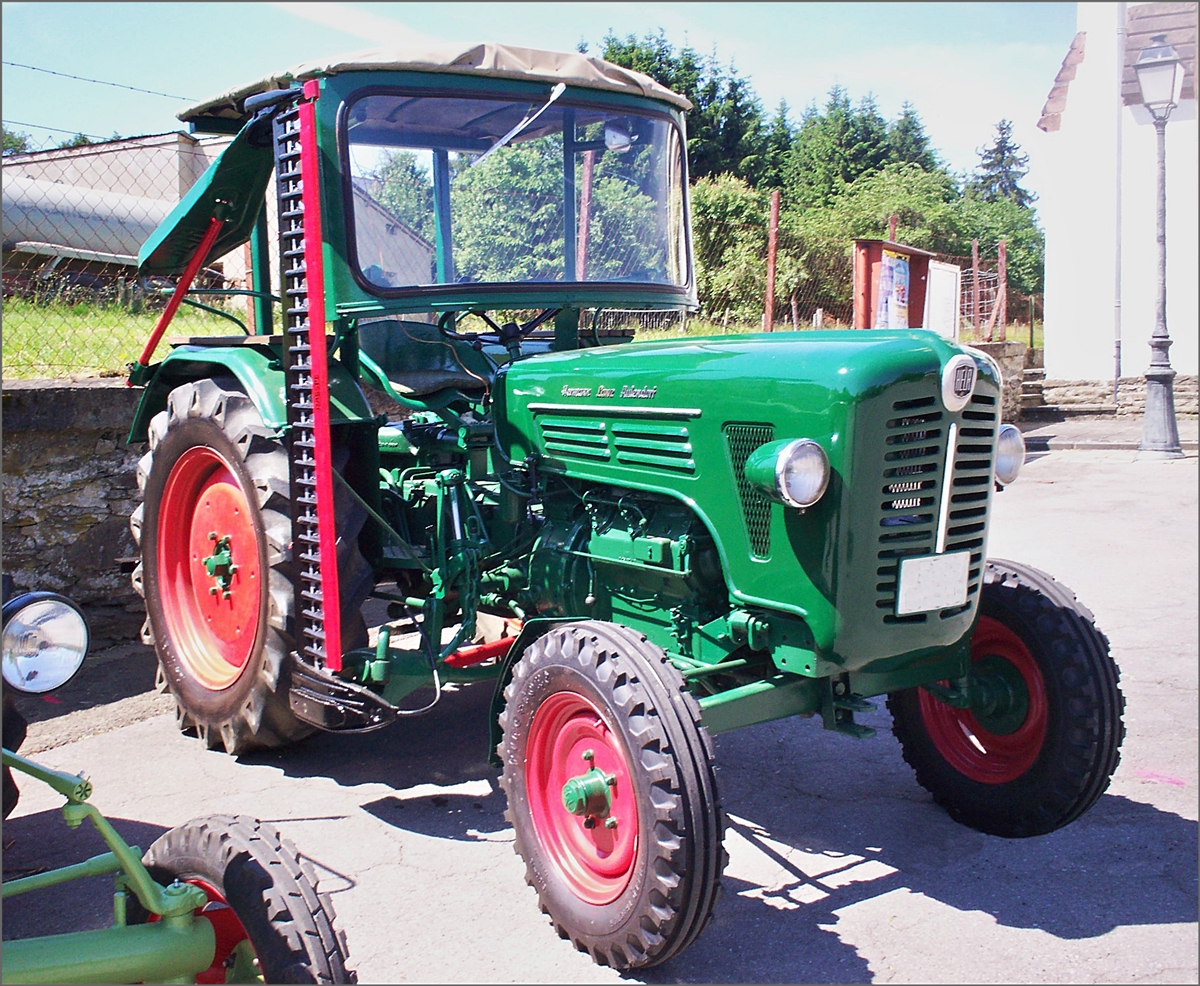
left=888, top=213, right=898, bottom=242
left=971, top=238, right=980, bottom=334
left=763, top=188, right=780, bottom=332
left=997, top=237, right=1008, bottom=341
left=791, top=292, right=800, bottom=330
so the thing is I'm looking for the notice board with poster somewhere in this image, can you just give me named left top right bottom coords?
left=852, top=239, right=937, bottom=329
left=923, top=260, right=962, bottom=339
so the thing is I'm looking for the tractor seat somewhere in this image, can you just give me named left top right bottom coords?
left=357, top=318, right=494, bottom=400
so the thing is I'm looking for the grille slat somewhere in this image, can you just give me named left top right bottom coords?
left=875, top=388, right=998, bottom=622
left=725, top=423, right=774, bottom=558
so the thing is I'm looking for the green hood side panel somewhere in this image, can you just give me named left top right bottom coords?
left=497, top=329, right=998, bottom=665
left=128, top=345, right=375, bottom=443
left=137, top=116, right=276, bottom=276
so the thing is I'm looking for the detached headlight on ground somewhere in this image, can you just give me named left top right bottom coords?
left=2, top=592, right=89, bottom=694
left=994, top=423, right=1026, bottom=486
left=744, top=439, right=831, bottom=510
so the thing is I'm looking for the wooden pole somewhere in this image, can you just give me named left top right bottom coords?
left=577, top=150, right=595, bottom=280
left=971, top=238, right=980, bottom=335
left=888, top=213, right=898, bottom=242
left=791, top=291, right=800, bottom=330
left=764, top=188, right=780, bottom=331
left=997, top=237, right=1008, bottom=341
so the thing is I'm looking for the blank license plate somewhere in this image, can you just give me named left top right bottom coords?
left=896, top=552, right=970, bottom=615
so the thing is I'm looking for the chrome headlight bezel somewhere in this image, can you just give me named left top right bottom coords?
left=744, top=438, right=832, bottom=511
left=2, top=591, right=90, bottom=695
left=994, top=423, right=1026, bottom=486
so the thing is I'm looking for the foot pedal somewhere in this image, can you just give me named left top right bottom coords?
left=833, top=694, right=875, bottom=713
left=289, top=660, right=397, bottom=732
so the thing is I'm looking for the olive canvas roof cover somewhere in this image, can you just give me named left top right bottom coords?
left=179, top=42, right=692, bottom=128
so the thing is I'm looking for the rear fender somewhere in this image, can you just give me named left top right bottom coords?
left=127, top=345, right=375, bottom=442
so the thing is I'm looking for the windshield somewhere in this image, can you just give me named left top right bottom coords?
left=343, top=91, right=689, bottom=293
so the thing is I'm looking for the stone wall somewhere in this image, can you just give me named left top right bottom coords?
left=967, top=340, right=1027, bottom=422
left=2, top=381, right=146, bottom=649
left=1043, top=375, right=1199, bottom=415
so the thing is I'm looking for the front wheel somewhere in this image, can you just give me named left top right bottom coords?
left=498, top=621, right=724, bottom=970
left=888, top=559, right=1125, bottom=837
left=134, top=814, right=354, bottom=984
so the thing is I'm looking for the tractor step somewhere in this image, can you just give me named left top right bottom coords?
left=289, top=661, right=397, bottom=733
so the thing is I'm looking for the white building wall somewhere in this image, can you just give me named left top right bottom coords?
left=1043, top=1, right=1198, bottom=382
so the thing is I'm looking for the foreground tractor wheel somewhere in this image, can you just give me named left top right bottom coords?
left=131, top=378, right=372, bottom=754
left=888, top=559, right=1124, bottom=837
left=498, top=621, right=724, bottom=970
left=133, top=815, right=353, bottom=984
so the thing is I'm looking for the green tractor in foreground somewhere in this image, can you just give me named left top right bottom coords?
left=125, top=44, right=1124, bottom=970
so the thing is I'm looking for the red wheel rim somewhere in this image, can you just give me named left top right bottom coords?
left=525, top=692, right=639, bottom=905
left=919, top=615, right=1048, bottom=784
left=149, top=878, right=254, bottom=984
left=157, top=447, right=262, bottom=690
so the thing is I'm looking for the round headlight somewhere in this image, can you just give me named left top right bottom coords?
left=2, top=592, right=89, bottom=694
left=775, top=439, right=830, bottom=509
left=994, top=423, right=1026, bottom=486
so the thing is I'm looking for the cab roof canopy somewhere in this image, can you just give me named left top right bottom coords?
left=180, top=42, right=692, bottom=133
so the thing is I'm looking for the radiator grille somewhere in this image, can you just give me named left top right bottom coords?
left=876, top=396, right=943, bottom=624
left=538, top=417, right=610, bottom=460
left=725, top=423, right=775, bottom=558
left=873, top=390, right=997, bottom=624
left=941, top=392, right=998, bottom=617
left=612, top=421, right=696, bottom=474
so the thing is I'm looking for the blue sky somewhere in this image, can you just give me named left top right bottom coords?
left=2, top=2, right=1076, bottom=199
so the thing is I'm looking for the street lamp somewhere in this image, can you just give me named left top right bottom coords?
left=1134, top=33, right=1185, bottom=458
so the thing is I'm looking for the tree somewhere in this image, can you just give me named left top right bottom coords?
left=371, top=150, right=435, bottom=243
left=782, top=88, right=891, bottom=207
left=56, top=132, right=94, bottom=149
left=970, top=119, right=1034, bottom=207
left=599, top=30, right=766, bottom=183
left=887, top=103, right=938, bottom=171
left=3, top=125, right=31, bottom=156
left=761, top=100, right=793, bottom=188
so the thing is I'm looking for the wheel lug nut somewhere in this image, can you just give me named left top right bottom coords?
left=208, top=531, right=217, bottom=540
left=582, top=749, right=594, bottom=762
left=605, top=817, right=617, bottom=829
left=583, top=816, right=596, bottom=829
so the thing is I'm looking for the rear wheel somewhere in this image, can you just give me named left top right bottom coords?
left=498, top=621, right=724, bottom=970
left=133, top=814, right=353, bottom=984
left=131, top=378, right=372, bottom=754
left=888, top=559, right=1124, bottom=837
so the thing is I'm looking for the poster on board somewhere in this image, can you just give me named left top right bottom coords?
left=924, top=260, right=962, bottom=339
left=875, top=249, right=909, bottom=328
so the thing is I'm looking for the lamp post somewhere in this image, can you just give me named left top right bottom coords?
left=1134, top=34, right=1185, bottom=458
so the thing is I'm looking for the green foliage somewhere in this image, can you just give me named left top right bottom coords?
left=689, top=174, right=767, bottom=322
left=56, top=132, right=95, bottom=149
left=370, top=150, right=435, bottom=243
left=3, top=125, right=31, bottom=155
left=950, top=192, right=1045, bottom=293
left=783, top=88, right=891, bottom=208
left=969, top=119, right=1035, bottom=208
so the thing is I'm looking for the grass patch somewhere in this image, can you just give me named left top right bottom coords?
left=2, top=299, right=247, bottom=379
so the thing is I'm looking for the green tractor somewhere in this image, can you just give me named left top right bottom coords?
left=125, top=44, right=1124, bottom=971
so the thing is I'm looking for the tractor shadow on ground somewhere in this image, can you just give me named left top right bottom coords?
left=2, top=809, right=171, bottom=941
left=245, top=686, right=1197, bottom=985
left=9, top=644, right=159, bottom=726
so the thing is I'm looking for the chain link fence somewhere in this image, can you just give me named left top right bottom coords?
left=2, top=130, right=276, bottom=379
left=3, top=128, right=1040, bottom=376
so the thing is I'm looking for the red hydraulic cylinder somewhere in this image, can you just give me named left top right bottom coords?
left=135, top=215, right=225, bottom=369
left=443, top=636, right=517, bottom=669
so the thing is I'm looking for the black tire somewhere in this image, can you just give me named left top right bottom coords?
left=132, top=814, right=353, bottom=984
left=497, top=621, right=724, bottom=970
left=888, top=558, right=1125, bottom=837
left=131, top=378, right=373, bottom=754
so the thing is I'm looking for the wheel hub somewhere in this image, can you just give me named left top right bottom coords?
left=157, top=446, right=263, bottom=690
left=561, top=750, right=616, bottom=824
left=969, top=654, right=1030, bottom=735
left=202, top=533, right=239, bottom=598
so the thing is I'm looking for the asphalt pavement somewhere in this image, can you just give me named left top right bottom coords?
left=4, top=441, right=1197, bottom=984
